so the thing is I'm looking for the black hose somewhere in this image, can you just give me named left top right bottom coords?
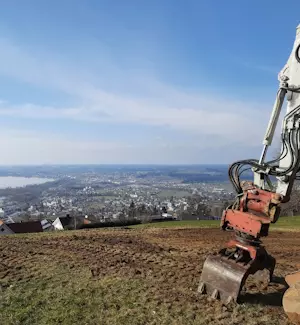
left=295, top=43, right=300, bottom=64
left=267, top=133, right=288, bottom=165
left=228, top=105, right=300, bottom=190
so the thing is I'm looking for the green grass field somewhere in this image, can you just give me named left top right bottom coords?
left=131, top=216, right=300, bottom=231
left=131, top=220, right=220, bottom=228
left=1, top=218, right=297, bottom=325
left=272, top=215, right=300, bottom=230
left=1, top=227, right=289, bottom=325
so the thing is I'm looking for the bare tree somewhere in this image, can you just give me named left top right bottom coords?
left=280, top=189, right=300, bottom=216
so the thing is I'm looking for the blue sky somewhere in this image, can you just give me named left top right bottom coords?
left=0, top=0, right=299, bottom=164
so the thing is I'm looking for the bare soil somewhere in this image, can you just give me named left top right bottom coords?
left=0, top=227, right=299, bottom=324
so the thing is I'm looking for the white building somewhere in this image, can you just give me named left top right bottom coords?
left=162, top=213, right=174, bottom=218
left=53, top=218, right=64, bottom=230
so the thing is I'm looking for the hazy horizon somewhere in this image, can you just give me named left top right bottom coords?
left=0, top=163, right=230, bottom=166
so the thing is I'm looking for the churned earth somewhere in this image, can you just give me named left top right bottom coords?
left=0, top=227, right=299, bottom=325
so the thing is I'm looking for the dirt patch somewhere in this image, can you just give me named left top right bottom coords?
left=0, top=228, right=298, bottom=324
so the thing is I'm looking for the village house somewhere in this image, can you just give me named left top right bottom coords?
left=0, top=220, right=43, bottom=235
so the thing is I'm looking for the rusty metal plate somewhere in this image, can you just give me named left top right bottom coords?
left=198, top=254, right=250, bottom=304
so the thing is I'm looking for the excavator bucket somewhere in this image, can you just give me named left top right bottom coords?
left=198, top=254, right=250, bottom=304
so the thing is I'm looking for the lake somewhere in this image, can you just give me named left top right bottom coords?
left=0, top=176, right=55, bottom=189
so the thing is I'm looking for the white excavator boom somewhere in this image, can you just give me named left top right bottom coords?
left=254, top=24, right=300, bottom=202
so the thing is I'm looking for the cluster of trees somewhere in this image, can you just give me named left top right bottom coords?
left=177, top=195, right=211, bottom=218
left=124, top=195, right=214, bottom=220
left=280, top=189, right=300, bottom=216
left=118, top=201, right=160, bottom=220
left=80, top=219, right=142, bottom=229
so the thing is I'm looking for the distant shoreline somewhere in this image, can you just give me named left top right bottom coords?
left=0, top=176, right=55, bottom=189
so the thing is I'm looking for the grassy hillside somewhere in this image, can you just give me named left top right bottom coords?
left=0, top=228, right=293, bottom=325
left=1, top=216, right=300, bottom=324
left=272, top=215, right=300, bottom=230
left=131, top=216, right=300, bottom=231
left=131, top=220, right=220, bottom=228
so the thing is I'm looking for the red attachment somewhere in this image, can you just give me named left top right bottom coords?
left=239, top=183, right=282, bottom=221
left=221, top=209, right=270, bottom=238
left=227, top=239, right=258, bottom=260
left=247, top=200, right=269, bottom=214
left=198, top=182, right=280, bottom=304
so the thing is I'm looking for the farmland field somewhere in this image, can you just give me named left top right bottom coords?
left=0, top=225, right=299, bottom=325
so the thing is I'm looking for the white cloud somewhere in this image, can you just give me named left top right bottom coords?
left=0, top=129, right=125, bottom=164
left=0, top=37, right=278, bottom=163
left=0, top=128, right=262, bottom=165
left=0, top=94, right=271, bottom=147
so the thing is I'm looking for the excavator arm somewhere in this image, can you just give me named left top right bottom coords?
left=254, top=22, right=300, bottom=200
left=199, top=25, right=300, bottom=322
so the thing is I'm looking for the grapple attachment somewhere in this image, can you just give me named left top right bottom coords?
left=198, top=254, right=251, bottom=304
left=197, top=181, right=280, bottom=304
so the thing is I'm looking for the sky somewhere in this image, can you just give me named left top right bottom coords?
left=0, top=0, right=299, bottom=165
